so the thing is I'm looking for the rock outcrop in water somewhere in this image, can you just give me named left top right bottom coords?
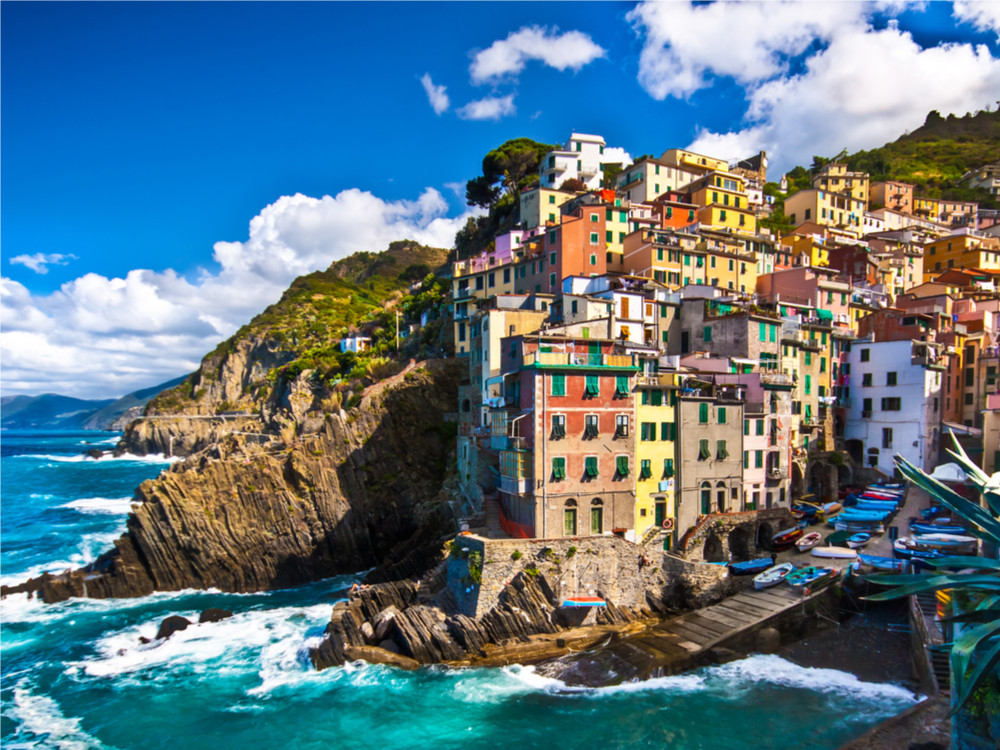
left=2, top=359, right=464, bottom=603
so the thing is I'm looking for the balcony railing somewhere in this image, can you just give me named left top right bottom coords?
left=522, top=351, right=637, bottom=369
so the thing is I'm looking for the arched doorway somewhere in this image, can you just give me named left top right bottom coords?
left=563, top=499, right=577, bottom=536
left=757, top=522, right=774, bottom=550
left=716, top=481, right=726, bottom=513
left=590, top=498, right=603, bottom=535
left=703, top=533, right=725, bottom=562
left=846, top=439, right=864, bottom=465
left=700, top=481, right=711, bottom=516
left=729, top=526, right=752, bottom=561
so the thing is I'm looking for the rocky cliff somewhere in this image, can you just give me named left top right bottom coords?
left=4, top=359, right=464, bottom=603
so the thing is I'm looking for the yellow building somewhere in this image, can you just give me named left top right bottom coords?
left=616, top=158, right=700, bottom=204
left=922, top=232, right=1000, bottom=280
left=784, top=189, right=865, bottom=236
left=699, top=231, right=759, bottom=294
left=519, top=187, right=577, bottom=230
left=780, top=234, right=829, bottom=267
left=660, top=148, right=729, bottom=175
left=811, top=163, right=869, bottom=206
left=913, top=197, right=941, bottom=223
left=686, top=171, right=757, bottom=233
left=635, top=370, right=678, bottom=540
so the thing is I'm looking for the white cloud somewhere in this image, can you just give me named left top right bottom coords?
left=8, top=252, right=77, bottom=274
left=628, top=0, right=862, bottom=99
left=687, top=23, right=1000, bottom=176
left=600, top=146, right=633, bottom=167
left=456, top=94, right=516, bottom=121
left=954, top=1, right=1000, bottom=39
left=469, top=26, right=605, bottom=84
left=419, top=73, right=450, bottom=115
left=2, top=188, right=478, bottom=399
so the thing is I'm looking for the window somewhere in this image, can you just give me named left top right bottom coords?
left=718, top=407, right=726, bottom=424
left=759, top=322, right=767, bottom=342
left=590, top=213, right=599, bottom=222
left=551, top=414, right=566, bottom=438
left=590, top=232, right=599, bottom=244
left=584, top=414, right=599, bottom=438
left=882, top=428, right=893, bottom=449
left=552, top=457, right=566, bottom=480
left=585, top=375, right=599, bottom=397
left=862, top=373, right=872, bottom=387
left=640, top=422, right=654, bottom=441
left=755, top=450, right=763, bottom=468
left=615, top=456, right=629, bottom=476
left=887, top=371, right=897, bottom=386
left=703, top=325, right=712, bottom=343
left=548, top=194, right=556, bottom=204
left=548, top=272, right=556, bottom=288
left=615, top=376, right=629, bottom=398
left=590, top=253, right=597, bottom=266
left=661, top=421, right=675, bottom=441
left=744, top=451, right=750, bottom=469
left=551, top=373, right=566, bottom=396
left=717, top=440, right=729, bottom=459
left=699, top=439, right=711, bottom=460
left=805, top=374, right=812, bottom=395
left=862, top=397, right=872, bottom=414
left=584, top=456, right=598, bottom=477
left=756, top=419, right=765, bottom=436
left=881, top=397, right=902, bottom=411
left=860, top=348, right=870, bottom=362
left=650, top=389, right=663, bottom=406
left=663, top=458, right=675, bottom=478
left=744, top=419, right=750, bottom=436
left=615, top=414, right=629, bottom=437
left=639, top=460, right=652, bottom=480
left=699, top=403, right=709, bottom=423
left=805, top=352, right=812, bottom=366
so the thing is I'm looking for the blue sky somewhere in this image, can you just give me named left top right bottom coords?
left=3, top=1, right=1000, bottom=398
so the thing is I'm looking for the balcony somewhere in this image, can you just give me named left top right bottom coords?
left=766, top=469, right=784, bottom=482
left=499, top=475, right=531, bottom=495
left=761, top=372, right=795, bottom=388
left=522, top=351, right=638, bottom=370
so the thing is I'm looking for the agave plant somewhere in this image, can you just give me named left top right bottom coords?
left=864, top=432, right=1000, bottom=717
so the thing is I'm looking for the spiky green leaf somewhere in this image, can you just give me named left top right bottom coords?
left=950, top=620, right=1000, bottom=715
left=863, top=574, right=1000, bottom=601
left=951, top=635, right=1000, bottom=716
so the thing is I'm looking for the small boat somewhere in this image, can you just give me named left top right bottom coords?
left=892, top=538, right=946, bottom=560
left=728, top=557, right=776, bottom=576
left=826, top=530, right=852, bottom=547
left=811, top=545, right=858, bottom=560
left=847, top=532, right=872, bottom=549
left=855, top=499, right=898, bottom=510
left=858, top=554, right=905, bottom=572
left=911, top=532, right=977, bottom=546
left=869, top=482, right=905, bottom=491
left=796, top=532, right=823, bottom=551
left=560, top=596, right=607, bottom=607
left=921, top=506, right=949, bottom=520
left=817, top=502, right=843, bottom=521
left=910, top=521, right=964, bottom=536
left=786, top=566, right=838, bottom=592
left=771, top=526, right=804, bottom=549
left=754, top=562, right=795, bottom=590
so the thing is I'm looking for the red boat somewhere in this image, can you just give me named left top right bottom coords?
left=771, top=526, right=804, bottom=550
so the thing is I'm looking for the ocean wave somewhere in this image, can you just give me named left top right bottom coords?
left=71, top=601, right=333, bottom=687
left=4, top=680, right=116, bottom=750
left=60, top=497, right=137, bottom=515
left=19, top=452, right=178, bottom=464
left=706, top=654, right=920, bottom=702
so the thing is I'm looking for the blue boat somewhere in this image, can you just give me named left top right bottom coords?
left=728, top=557, right=776, bottom=576
left=920, top=506, right=949, bottom=520
left=847, top=532, right=872, bottom=549
left=855, top=500, right=898, bottom=511
left=858, top=554, right=905, bottom=571
left=910, top=521, right=964, bottom=536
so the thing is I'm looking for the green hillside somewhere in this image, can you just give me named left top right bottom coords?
left=148, top=240, right=452, bottom=413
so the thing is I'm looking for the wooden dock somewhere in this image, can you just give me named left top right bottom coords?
left=545, top=581, right=838, bottom=685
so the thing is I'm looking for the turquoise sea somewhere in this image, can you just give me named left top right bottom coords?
left=1, top=431, right=920, bottom=749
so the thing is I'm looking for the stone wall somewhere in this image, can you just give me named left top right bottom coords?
left=660, top=553, right=746, bottom=609
left=448, top=534, right=668, bottom=618
left=678, top=507, right=795, bottom=563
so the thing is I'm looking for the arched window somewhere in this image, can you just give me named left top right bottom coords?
left=563, top=498, right=577, bottom=536
left=700, top=481, right=711, bottom=515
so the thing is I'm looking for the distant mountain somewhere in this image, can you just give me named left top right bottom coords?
left=1, top=376, right=187, bottom=431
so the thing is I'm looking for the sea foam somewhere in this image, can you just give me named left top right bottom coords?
left=4, top=681, right=115, bottom=750
left=60, top=496, right=137, bottom=515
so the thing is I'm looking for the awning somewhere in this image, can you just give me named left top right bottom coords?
left=815, top=308, right=833, bottom=320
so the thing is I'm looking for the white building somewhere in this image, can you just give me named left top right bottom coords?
left=539, top=133, right=607, bottom=191
left=843, top=338, right=943, bottom=476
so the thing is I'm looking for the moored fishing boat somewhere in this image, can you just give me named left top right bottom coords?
left=771, top=526, right=804, bottom=550
left=909, top=521, right=964, bottom=536
left=728, top=557, right=776, bottom=576
left=786, top=565, right=838, bottom=593
left=560, top=596, right=607, bottom=607
left=846, top=532, right=871, bottom=549
left=816, top=502, right=842, bottom=521
left=811, top=545, right=858, bottom=560
left=857, top=554, right=905, bottom=572
left=795, top=531, right=822, bottom=551
left=754, top=562, right=795, bottom=590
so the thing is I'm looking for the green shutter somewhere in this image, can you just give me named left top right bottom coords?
left=699, top=439, right=710, bottom=459
left=615, top=375, right=629, bottom=396
left=640, top=460, right=652, bottom=480
left=616, top=456, right=629, bottom=476
left=718, top=406, right=726, bottom=424
left=699, top=403, right=709, bottom=423
left=585, top=456, right=598, bottom=477
left=755, top=451, right=763, bottom=468
left=661, top=422, right=669, bottom=440
left=744, top=419, right=750, bottom=435
left=585, top=375, right=599, bottom=396
left=552, top=457, right=566, bottom=479
left=552, top=373, right=566, bottom=396
left=744, top=451, right=749, bottom=469
left=805, top=374, right=812, bottom=395
left=756, top=419, right=764, bottom=436
left=717, top=440, right=728, bottom=459
left=651, top=389, right=662, bottom=406
left=703, top=326, right=712, bottom=343
left=759, top=322, right=767, bottom=342
left=663, top=458, right=675, bottom=477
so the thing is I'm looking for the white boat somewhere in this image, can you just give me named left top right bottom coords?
left=846, top=532, right=872, bottom=549
left=911, top=533, right=977, bottom=545
left=811, top=546, right=858, bottom=560
left=754, top=562, right=795, bottom=590
left=795, top=532, right=823, bottom=551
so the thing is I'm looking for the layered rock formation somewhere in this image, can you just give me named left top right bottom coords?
left=3, top=359, right=463, bottom=603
